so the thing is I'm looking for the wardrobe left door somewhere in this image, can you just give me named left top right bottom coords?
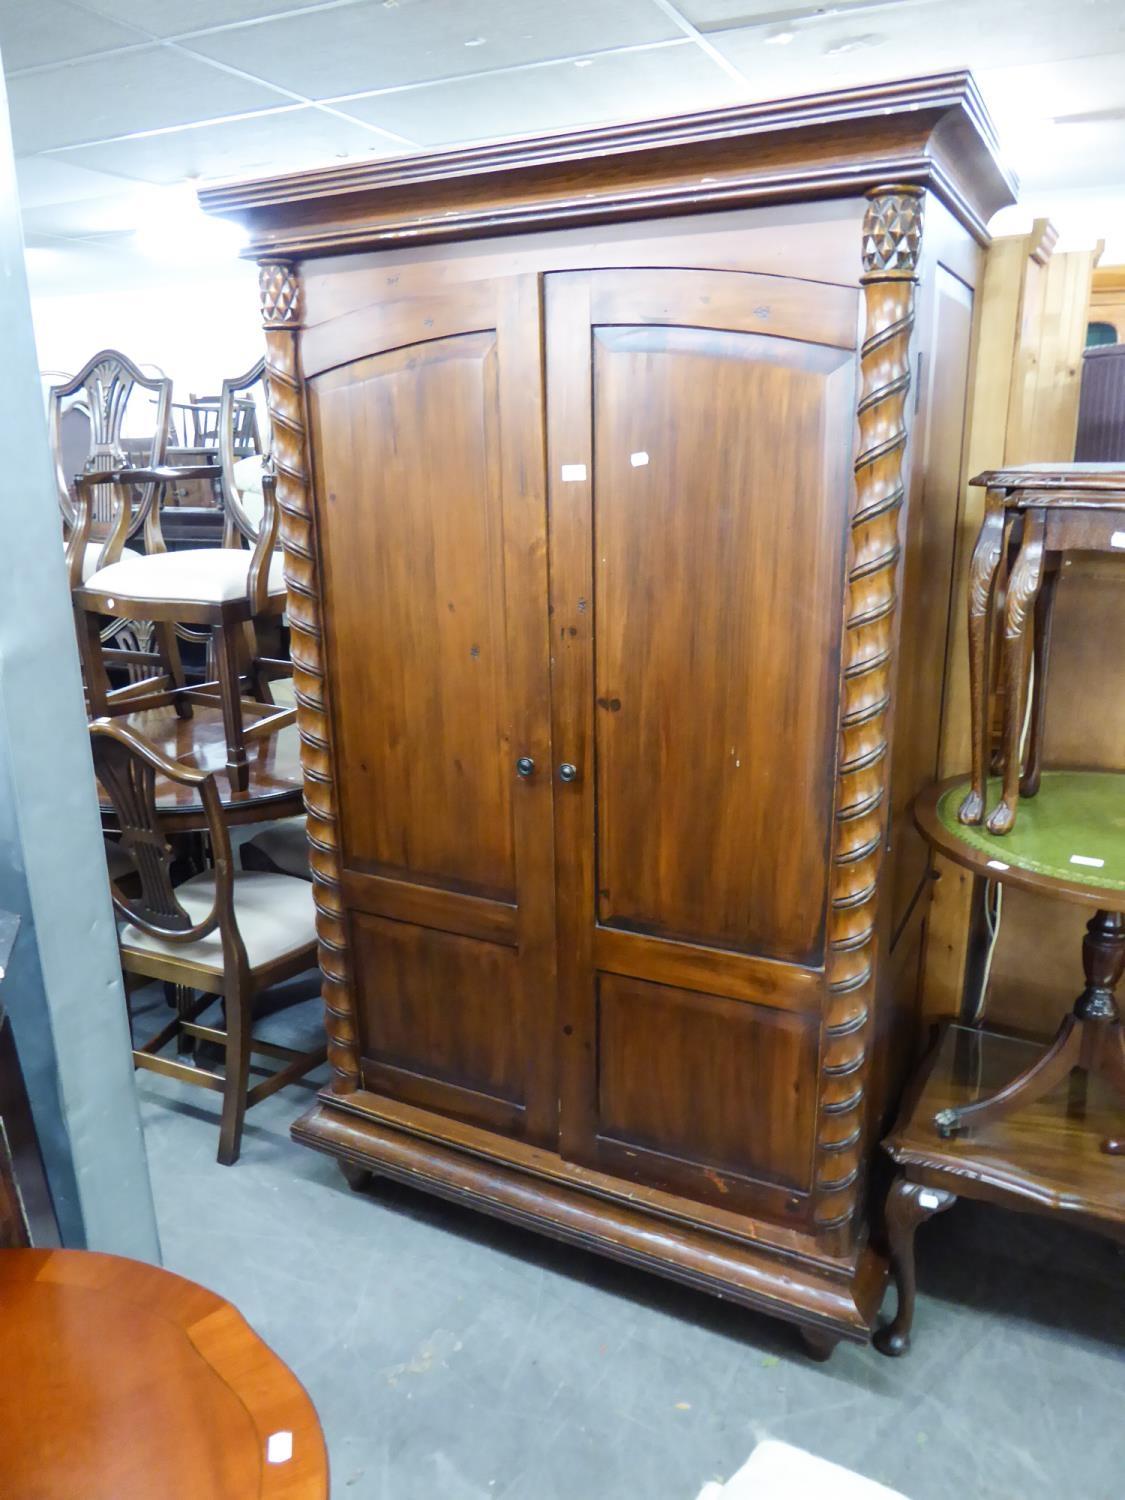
left=303, top=275, right=559, bottom=1146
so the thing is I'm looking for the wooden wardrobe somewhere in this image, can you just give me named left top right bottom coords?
left=204, top=72, right=1014, bottom=1353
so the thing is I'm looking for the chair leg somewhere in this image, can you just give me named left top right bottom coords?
left=242, top=620, right=274, bottom=704
left=156, top=621, right=193, bottom=721
left=213, top=621, right=250, bottom=793
left=217, top=982, right=252, bottom=1166
left=76, top=606, right=110, bottom=717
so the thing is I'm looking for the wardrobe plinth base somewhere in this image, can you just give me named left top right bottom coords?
left=293, top=1093, right=885, bottom=1351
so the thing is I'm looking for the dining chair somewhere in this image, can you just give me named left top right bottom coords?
left=217, top=357, right=269, bottom=536
left=91, top=719, right=325, bottom=1165
left=71, top=464, right=294, bottom=790
left=48, top=350, right=172, bottom=586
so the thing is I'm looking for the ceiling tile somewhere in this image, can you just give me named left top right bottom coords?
left=673, top=0, right=918, bottom=32
left=76, top=0, right=346, bottom=39
left=705, top=0, right=1125, bottom=97
left=1007, top=117, right=1125, bottom=193
left=979, top=51, right=1125, bottom=124
left=181, top=0, right=683, bottom=101
left=337, top=42, right=743, bottom=146
left=7, top=45, right=294, bottom=153
left=15, top=153, right=137, bottom=208
left=54, top=104, right=404, bottom=188
left=979, top=53, right=1125, bottom=191
left=0, top=0, right=143, bottom=72
left=21, top=189, right=155, bottom=240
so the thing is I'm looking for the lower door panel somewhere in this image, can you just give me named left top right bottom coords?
left=545, top=267, right=854, bottom=1217
left=592, top=972, right=819, bottom=1219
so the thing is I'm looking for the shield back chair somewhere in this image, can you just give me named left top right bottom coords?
left=48, top=350, right=172, bottom=589
left=217, top=357, right=292, bottom=705
left=72, top=464, right=295, bottom=791
left=91, top=719, right=324, bottom=1164
left=218, top=357, right=269, bottom=540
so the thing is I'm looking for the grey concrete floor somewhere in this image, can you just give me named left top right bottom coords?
left=133, top=980, right=1125, bottom=1500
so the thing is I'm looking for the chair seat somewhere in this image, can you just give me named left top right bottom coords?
left=82, top=540, right=107, bottom=583
left=119, top=870, right=316, bottom=974
left=244, top=817, right=311, bottom=879
left=233, top=455, right=266, bottom=532
left=69, top=539, right=137, bottom=582
left=85, top=546, right=285, bottom=606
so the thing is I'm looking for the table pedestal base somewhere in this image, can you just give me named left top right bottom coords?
left=935, top=911, right=1125, bottom=1152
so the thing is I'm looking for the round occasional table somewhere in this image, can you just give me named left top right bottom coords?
left=914, top=771, right=1125, bottom=1139
left=97, top=702, right=304, bottom=833
left=873, top=771, right=1125, bottom=1357
left=0, top=1249, right=328, bottom=1500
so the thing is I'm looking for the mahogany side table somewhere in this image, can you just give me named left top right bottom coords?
left=960, top=463, right=1125, bottom=836
left=876, top=772, right=1125, bottom=1356
left=0, top=1249, right=328, bottom=1498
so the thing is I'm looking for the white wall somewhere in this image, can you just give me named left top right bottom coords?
left=27, top=239, right=261, bottom=406
left=990, top=189, right=1125, bottom=267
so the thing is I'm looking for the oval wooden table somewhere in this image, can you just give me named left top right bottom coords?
left=98, top=701, right=304, bottom=832
left=0, top=1249, right=328, bottom=1499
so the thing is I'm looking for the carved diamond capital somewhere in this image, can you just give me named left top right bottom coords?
left=861, top=186, right=925, bottom=276
left=259, top=261, right=301, bottom=327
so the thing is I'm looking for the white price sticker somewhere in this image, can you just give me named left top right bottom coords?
left=267, top=1432, right=294, bottom=1465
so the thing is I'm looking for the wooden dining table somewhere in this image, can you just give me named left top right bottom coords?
left=97, top=701, right=304, bottom=833
left=0, top=1248, right=328, bottom=1498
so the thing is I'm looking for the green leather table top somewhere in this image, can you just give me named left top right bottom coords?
left=936, top=773, right=1125, bottom=894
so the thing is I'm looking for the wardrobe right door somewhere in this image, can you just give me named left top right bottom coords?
left=545, top=266, right=859, bottom=1226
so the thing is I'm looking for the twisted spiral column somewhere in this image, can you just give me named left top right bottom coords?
left=814, top=187, right=924, bottom=1245
left=259, top=260, right=360, bottom=1093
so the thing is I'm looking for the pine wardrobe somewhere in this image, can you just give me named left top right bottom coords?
left=204, top=73, right=1014, bottom=1353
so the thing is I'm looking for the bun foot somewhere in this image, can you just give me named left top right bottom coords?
left=799, top=1327, right=839, bottom=1362
left=338, top=1160, right=374, bottom=1192
left=957, top=787, right=985, bottom=825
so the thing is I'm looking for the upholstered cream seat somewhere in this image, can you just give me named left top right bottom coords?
left=84, top=546, right=286, bottom=606
left=75, top=539, right=137, bottom=582
left=232, top=453, right=266, bottom=531
left=119, top=869, right=316, bottom=973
